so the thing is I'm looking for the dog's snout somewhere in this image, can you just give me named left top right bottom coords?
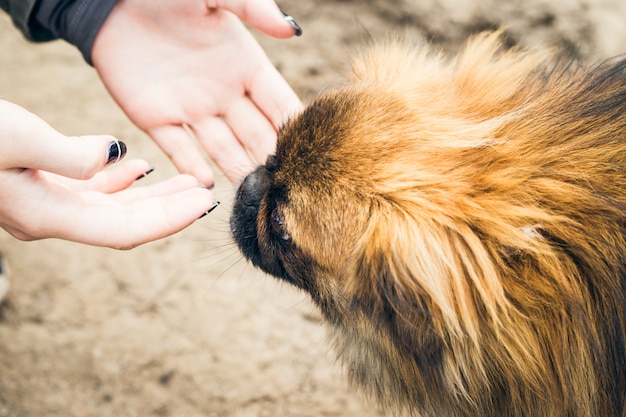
left=237, top=168, right=270, bottom=208
left=230, top=165, right=275, bottom=274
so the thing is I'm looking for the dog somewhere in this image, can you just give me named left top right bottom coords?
left=230, top=31, right=626, bottom=417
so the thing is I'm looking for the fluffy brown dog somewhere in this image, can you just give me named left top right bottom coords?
left=230, top=31, right=626, bottom=417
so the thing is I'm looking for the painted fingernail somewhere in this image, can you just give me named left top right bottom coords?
left=281, top=11, right=302, bottom=36
left=135, top=166, right=155, bottom=181
left=199, top=201, right=220, bottom=219
left=105, top=140, right=127, bottom=165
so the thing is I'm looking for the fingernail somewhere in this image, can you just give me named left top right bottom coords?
left=105, top=140, right=127, bottom=165
left=281, top=11, right=302, bottom=36
left=135, top=166, right=155, bottom=181
left=199, top=201, right=220, bottom=219
left=198, top=182, right=215, bottom=190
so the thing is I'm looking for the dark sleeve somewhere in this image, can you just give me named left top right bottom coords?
left=0, top=0, right=55, bottom=42
left=1, top=0, right=118, bottom=65
left=34, top=0, right=118, bottom=64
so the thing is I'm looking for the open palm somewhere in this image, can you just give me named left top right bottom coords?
left=92, top=0, right=302, bottom=186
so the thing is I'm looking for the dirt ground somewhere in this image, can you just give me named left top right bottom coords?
left=0, top=1, right=624, bottom=416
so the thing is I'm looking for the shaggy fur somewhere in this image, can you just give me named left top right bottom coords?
left=230, top=31, right=626, bottom=417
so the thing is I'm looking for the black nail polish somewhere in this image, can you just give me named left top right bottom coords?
left=135, top=166, right=155, bottom=181
left=106, top=140, right=127, bottom=165
left=281, top=11, right=302, bottom=36
left=199, top=201, right=220, bottom=219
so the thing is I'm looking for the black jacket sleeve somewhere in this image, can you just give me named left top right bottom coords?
left=1, top=0, right=118, bottom=64
left=0, top=0, right=55, bottom=41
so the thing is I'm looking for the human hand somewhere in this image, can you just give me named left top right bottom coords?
left=0, top=100, right=218, bottom=250
left=91, top=0, right=303, bottom=186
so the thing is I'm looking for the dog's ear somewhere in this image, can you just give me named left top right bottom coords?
left=346, top=205, right=548, bottom=399
left=347, top=201, right=514, bottom=347
left=365, top=254, right=445, bottom=360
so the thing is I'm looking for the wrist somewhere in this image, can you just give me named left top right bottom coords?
left=34, top=0, right=118, bottom=64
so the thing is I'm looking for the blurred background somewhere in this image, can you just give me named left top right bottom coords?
left=0, top=1, right=624, bottom=416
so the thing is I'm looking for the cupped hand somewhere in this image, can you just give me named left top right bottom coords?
left=0, top=100, right=218, bottom=249
left=91, top=0, right=303, bottom=186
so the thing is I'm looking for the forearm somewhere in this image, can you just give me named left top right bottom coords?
left=1, top=0, right=118, bottom=64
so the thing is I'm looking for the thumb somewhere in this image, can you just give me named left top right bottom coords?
left=18, top=133, right=127, bottom=180
left=0, top=100, right=127, bottom=179
left=219, top=0, right=302, bottom=38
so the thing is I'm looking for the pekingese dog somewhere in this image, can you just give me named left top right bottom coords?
left=230, top=31, right=626, bottom=417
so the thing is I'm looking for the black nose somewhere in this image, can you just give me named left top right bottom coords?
left=236, top=167, right=270, bottom=208
left=230, top=167, right=271, bottom=267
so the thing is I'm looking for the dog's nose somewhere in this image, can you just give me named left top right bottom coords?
left=236, top=167, right=270, bottom=208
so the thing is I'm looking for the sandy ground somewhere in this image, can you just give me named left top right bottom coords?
left=0, top=1, right=625, bottom=416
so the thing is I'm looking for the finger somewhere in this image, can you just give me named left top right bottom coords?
left=0, top=163, right=217, bottom=248
left=26, top=134, right=127, bottom=180
left=45, top=159, right=153, bottom=193
left=0, top=101, right=128, bottom=178
left=247, top=61, right=303, bottom=130
left=223, top=97, right=277, bottom=164
left=55, top=186, right=218, bottom=250
left=214, top=0, right=302, bottom=38
left=148, top=124, right=215, bottom=187
left=108, top=174, right=204, bottom=204
left=191, top=117, right=256, bottom=184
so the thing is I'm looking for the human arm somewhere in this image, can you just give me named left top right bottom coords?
left=0, top=100, right=218, bottom=249
left=91, top=0, right=303, bottom=186
left=1, top=0, right=303, bottom=187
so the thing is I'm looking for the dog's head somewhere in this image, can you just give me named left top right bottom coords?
left=231, top=32, right=551, bottom=335
left=230, top=31, right=626, bottom=415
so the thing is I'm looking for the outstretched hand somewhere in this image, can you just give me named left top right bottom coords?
left=0, top=100, right=217, bottom=250
left=91, top=0, right=303, bottom=186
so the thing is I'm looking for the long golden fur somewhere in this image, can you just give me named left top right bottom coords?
left=230, top=31, right=626, bottom=416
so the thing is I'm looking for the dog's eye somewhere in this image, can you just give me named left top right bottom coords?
left=270, top=208, right=291, bottom=241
